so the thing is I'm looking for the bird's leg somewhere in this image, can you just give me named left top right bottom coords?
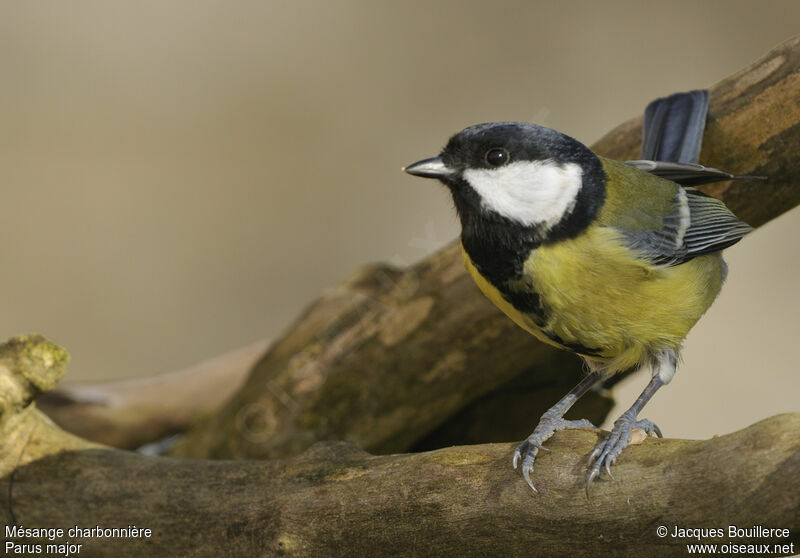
left=586, top=349, right=676, bottom=490
left=513, top=370, right=603, bottom=492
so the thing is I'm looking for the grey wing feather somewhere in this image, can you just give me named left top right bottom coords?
left=680, top=191, right=753, bottom=256
left=624, top=188, right=752, bottom=266
left=641, top=90, right=709, bottom=163
left=622, top=89, right=756, bottom=264
left=623, top=160, right=765, bottom=187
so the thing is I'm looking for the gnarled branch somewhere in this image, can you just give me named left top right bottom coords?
left=1, top=336, right=798, bottom=557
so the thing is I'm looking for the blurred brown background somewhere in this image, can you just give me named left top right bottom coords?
left=1, top=1, right=797, bottom=439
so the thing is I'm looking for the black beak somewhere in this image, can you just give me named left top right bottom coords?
left=403, top=157, right=455, bottom=179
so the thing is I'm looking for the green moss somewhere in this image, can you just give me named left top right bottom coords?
left=0, top=334, right=70, bottom=393
left=423, top=446, right=495, bottom=467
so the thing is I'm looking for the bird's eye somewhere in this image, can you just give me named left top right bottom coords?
left=485, top=148, right=510, bottom=167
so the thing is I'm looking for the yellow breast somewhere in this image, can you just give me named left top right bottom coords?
left=461, top=245, right=566, bottom=350
left=461, top=226, right=725, bottom=371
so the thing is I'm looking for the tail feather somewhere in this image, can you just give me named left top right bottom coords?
left=641, top=90, right=709, bottom=163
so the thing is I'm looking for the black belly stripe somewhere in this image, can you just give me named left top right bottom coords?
left=502, top=288, right=547, bottom=327
left=544, top=332, right=605, bottom=357
left=458, top=214, right=549, bottom=324
left=462, top=233, right=604, bottom=357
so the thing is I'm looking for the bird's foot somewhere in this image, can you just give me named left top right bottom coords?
left=586, top=411, right=662, bottom=491
left=513, top=412, right=596, bottom=492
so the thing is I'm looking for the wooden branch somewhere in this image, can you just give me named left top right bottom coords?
left=7, top=420, right=799, bottom=558
left=36, top=339, right=269, bottom=449
left=172, top=36, right=800, bottom=460
left=171, top=252, right=594, bottom=459
left=2, top=337, right=798, bottom=557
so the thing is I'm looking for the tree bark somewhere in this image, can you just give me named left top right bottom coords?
left=2, top=336, right=798, bottom=557
left=6, top=419, right=799, bottom=558
left=170, top=35, right=800, bottom=460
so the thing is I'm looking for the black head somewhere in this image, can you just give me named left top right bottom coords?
left=441, top=121, right=587, bottom=173
left=405, top=122, right=606, bottom=243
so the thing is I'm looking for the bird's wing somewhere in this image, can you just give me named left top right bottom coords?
left=603, top=89, right=754, bottom=263
left=600, top=159, right=753, bottom=266
left=678, top=189, right=754, bottom=258
left=624, top=187, right=752, bottom=266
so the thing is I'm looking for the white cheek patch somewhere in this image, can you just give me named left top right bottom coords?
left=463, top=160, right=583, bottom=228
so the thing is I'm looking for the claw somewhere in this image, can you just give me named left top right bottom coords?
left=586, top=467, right=599, bottom=495
left=522, top=465, right=538, bottom=493
left=653, top=425, right=663, bottom=438
left=588, top=444, right=602, bottom=465
left=586, top=416, right=661, bottom=490
left=513, top=416, right=595, bottom=491
left=632, top=418, right=663, bottom=438
left=584, top=371, right=670, bottom=494
left=511, top=371, right=606, bottom=492
left=521, top=452, right=538, bottom=492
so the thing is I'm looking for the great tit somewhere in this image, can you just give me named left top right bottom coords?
left=404, top=90, right=756, bottom=492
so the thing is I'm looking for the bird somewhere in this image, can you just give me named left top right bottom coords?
left=403, top=90, right=759, bottom=492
